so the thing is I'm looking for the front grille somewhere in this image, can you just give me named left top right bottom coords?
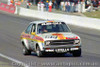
left=50, top=40, right=75, bottom=45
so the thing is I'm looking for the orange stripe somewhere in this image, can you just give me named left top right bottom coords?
left=47, top=21, right=54, bottom=22
left=52, top=34, right=65, bottom=39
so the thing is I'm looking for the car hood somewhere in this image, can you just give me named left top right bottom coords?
left=37, top=32, right=80, bottom=41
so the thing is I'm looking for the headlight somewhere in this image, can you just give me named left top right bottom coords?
left=45, top=41, right=50, bottom=46
left=74, top=40, right=80, bottom=44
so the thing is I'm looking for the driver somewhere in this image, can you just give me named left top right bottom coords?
left=42, top=25, right=48, bottom=33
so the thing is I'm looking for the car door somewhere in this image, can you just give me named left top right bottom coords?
left=25, top=23, right=33, bottom=49
left=29, top=24, right=36, bottom=50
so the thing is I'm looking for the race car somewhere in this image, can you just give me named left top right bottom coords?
left=20, top=20, right=81, bottom=57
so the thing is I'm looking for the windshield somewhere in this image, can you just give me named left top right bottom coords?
left=37, top=22, right=71, bottom=34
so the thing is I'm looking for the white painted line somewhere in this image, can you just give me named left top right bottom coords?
left=0, top=53, right=30, bottom=67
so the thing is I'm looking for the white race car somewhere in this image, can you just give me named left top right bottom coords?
left=20, top=20, right=81, bottom=57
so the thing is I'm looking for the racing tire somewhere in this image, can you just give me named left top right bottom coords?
left=72, top=48, right=81, bottom=57
left=23, top=46, right=31, bottom=55
left=36, top=46, right=43, bottom=57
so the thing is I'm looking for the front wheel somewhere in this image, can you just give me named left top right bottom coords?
left=23, top=46, right=31, bottom=55
left=36, top=46, right=43, bottom=57
left=72, top=48, right=81, bottom=57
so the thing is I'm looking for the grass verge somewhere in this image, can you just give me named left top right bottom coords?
left=83, top=11, right=100, bottom=19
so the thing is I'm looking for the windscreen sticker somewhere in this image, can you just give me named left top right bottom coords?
left=42, top=22, right=61, bottom=25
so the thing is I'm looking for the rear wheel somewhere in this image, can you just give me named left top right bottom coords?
left=72, top=48, right=81, bottom=57
left=23, top=46, right=31, bottom=55
left=36, top=46, right=43, bottom=57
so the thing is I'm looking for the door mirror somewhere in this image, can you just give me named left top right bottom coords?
left=31, top=32, right=36, bottom=35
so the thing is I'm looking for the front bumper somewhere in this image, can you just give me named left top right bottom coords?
left=43, top=44, right=81, bottom=49
left=43, top=45, right=81, bottom=53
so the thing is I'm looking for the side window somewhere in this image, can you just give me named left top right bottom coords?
left=32, top=24, right=36, bottom=32
left=25, top=24, right=33, bottom=34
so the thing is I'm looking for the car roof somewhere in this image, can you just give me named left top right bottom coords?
left=30, top=20, right=63, bottom=24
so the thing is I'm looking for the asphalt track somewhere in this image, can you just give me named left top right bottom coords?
left=0, top=11, right=100, bottom=67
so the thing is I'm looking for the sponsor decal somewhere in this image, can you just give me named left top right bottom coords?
left=52, top=33, right=78, bottom=40
left=66, top=36, right=78, bottom=39
left=45, top=35, right=57, bottom=39
left=31, top=35, right=35, bottom=39
left=21, top=34, right=31, bottom=38
left=52, top=33, right=65, bottom=39
left=33, top=36, right=44, bottom=41
left=0, top=3, right=15, bottom=13
left=15, top=1, right=21, bottom=6
left=21, top=32, right=44, bottom=42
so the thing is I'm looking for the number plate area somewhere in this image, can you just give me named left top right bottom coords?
left=55, top=48, right=69, bottom=53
